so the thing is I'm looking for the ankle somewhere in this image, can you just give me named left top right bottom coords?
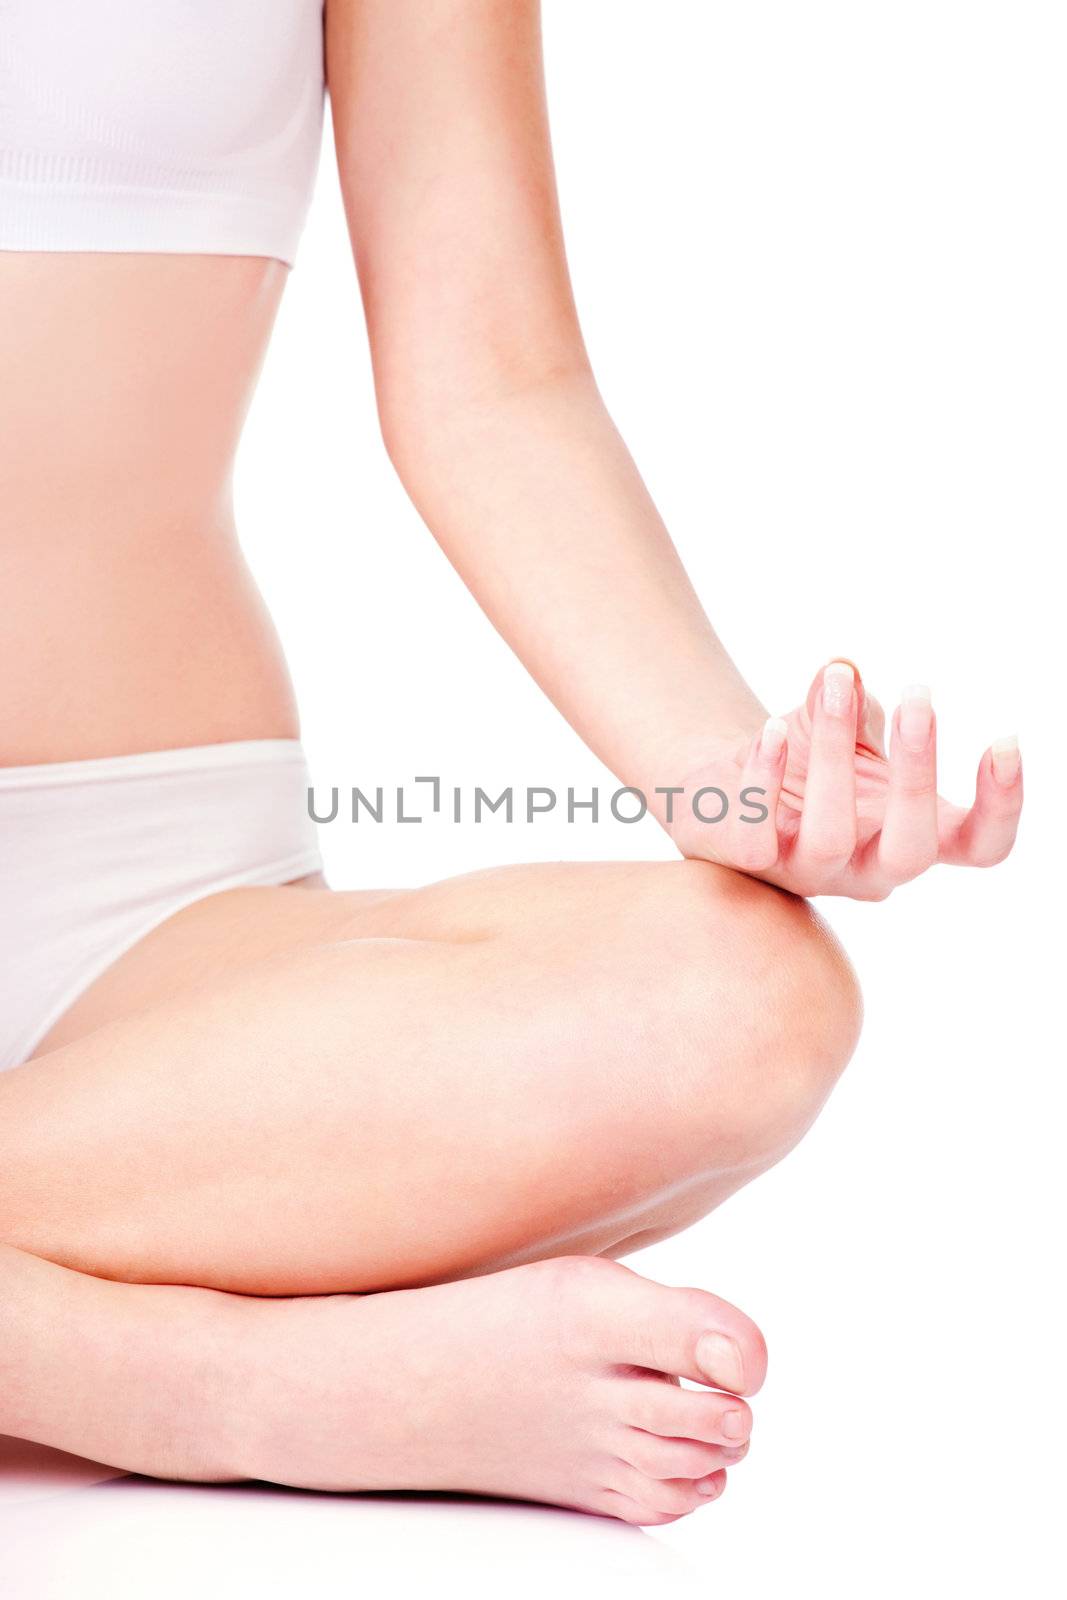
left=139, top=1281, right=264, bottom=1482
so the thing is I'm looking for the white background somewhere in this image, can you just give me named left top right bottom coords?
left=3, top=2, right=1063, bottom=1595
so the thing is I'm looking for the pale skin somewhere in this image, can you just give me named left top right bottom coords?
left=0, top=0, right=1021, bottom=1525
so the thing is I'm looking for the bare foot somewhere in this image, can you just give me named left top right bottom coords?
left=233, top=1255, right=767, bottom=1525
left=1, top=1248, right=765, bottom=1526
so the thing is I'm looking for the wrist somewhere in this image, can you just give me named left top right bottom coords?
left=642, top=715, right=764, bottom=837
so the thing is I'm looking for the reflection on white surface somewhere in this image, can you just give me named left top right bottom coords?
left=0, top=1438, right=703, bottom=1600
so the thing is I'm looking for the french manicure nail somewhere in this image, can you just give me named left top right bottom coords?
left=822, top=661, right=855, bottom=719
left=991, top=735, right=1020, bottom=786
left=760, top=715, right=787, bottom=759
left=899, top=684, right=933, bottom=753
left=695, top=1331, right=745, bottom=1392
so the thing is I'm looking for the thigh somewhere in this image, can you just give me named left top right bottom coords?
left=31, top=876, right=390, bottom=1057
left=35, top=856, right=777, bottom=1050
left=2, top=859, right=841, bottom=1295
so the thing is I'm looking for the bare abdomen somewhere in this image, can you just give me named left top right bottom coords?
left=0, top=253, right=300, bottom=763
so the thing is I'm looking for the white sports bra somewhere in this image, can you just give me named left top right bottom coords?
left=0, top=1, right=325, bottom=266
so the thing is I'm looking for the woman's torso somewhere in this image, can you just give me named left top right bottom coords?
left=0, top=253, right=300, bottom=764
left=1, top=1, right=326, bottom=765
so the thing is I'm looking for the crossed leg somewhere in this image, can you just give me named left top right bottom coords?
left=0, top=859, right=861, bottom=1521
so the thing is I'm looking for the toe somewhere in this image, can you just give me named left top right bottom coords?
left=620, top=1428, right=743, bottom=1480
left=628, top=1378, right=754, bottom=1447
left=595, top=1489, right=688, bottom=1527
left=595, top=1262, right=767, bottom=1394
left=541, top=1257, right=767, bottom=1394
left=608, top=1461, right=724, bottom=1520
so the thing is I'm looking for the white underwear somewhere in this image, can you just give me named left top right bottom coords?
left=0, top=739, right=323, bottom=1071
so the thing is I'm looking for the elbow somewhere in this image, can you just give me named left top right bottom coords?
left=374, top=385, right=435, bottom=482
left=373, top=352, right=597, bottom=481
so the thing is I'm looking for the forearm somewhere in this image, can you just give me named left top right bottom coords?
left=386, top=370, right=766, bottom=810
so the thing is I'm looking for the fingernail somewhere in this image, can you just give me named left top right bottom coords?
left=991, top=735, right=1020, bottom=786
left=720, top=1408, right=749, bottom=1441
left=695, top=1331, right=745, bottom=1392
left=822, top=661, right=855, bottom=718
left=899, top=684, right=933, bottom=753
left=760, top=715, right=787, bottom=759
left=696, top=1473, right=724, bottom=1498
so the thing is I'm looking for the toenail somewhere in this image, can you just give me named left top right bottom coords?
left=695, top=1331, right=745, bottom=1392
left=721, top=1408, right=748, bottom=1441
left=722, top=1442, right=749, bottom=1462
left=696, top=1474, right=723, bottom=1498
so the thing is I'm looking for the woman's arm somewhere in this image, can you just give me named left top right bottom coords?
left=326, top=0, right=1021, bottom=896
left=327, top=0, right=761, bottom=795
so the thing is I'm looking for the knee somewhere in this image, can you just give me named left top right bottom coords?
left=635, top=861, right=862, bottom=1168
left=743, top=878, right=862, bottom=1158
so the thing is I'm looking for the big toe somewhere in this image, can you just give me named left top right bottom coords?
left=560, top=1256, right=767, bottom=1395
